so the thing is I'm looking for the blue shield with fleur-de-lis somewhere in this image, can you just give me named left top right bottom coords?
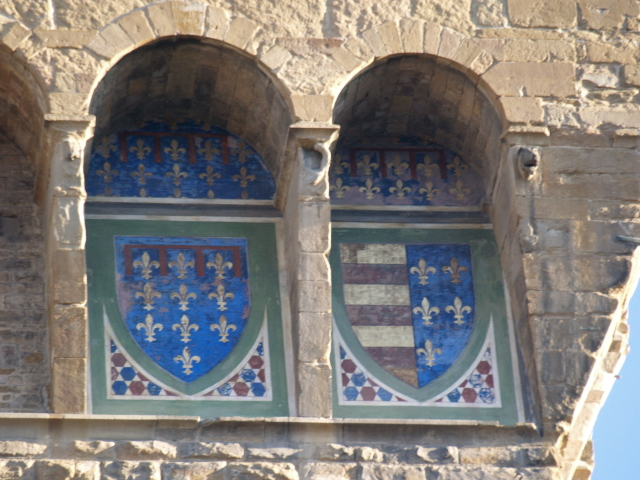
left=114, top=236, right=250, bottom=382
left=339, top=242, right=475, bottom=389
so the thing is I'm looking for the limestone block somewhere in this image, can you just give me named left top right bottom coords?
left=298, top=312, right=331, bottom=363
left=33, top=29, right=96, bottom=48
left=52, top=249, right=86, bottom=305
left=298, top=281, right=331, bottom=313
left=423, top=22, right=443, bottom=55
left=117, top=441, right=177, bottom=460
left=51, top=305, right=87, bottom=358
left=474, top=0, right=508, bottom=26
left=437, top=28, right=464, bottom=60
left=414, top=0, right=474, bottom=33
left=100, top=461, right=160, bottom=480
left=118, top=11, right=155, bottom=47
left=224, top=17, right=258, bottom=50
left=291, top=96, right=333, bottom=123
left=581, top=64, right=620, bottom=88
left=331, top=46, right=362, bottom=72
left=589, top=200, right=640, bottom=221
left=73, top=441, right=116, bottom=458
left=578, top=0, right=639, bottom=30
left=399, top=19, right=424, bottom=53
left=260, top=45, right=292, bottom=71
left=585, top=41, right=639, bottom=64
left=507, top=0, right=577, bottom=28
left=451, top=39, right=484, bottom=68
left=436, top=466, right=559, bottom=479
left=16, top=35, right=45, bottom=60
left=86, top=24, right=134, bottom=60
left=247, top=448, right=303, bottom=460
left=414, top=446, right=458, bottom=464
left=52, top=196, right=85, bottom=248
left=227, top=462, right=299, bottom=480
left=48, top=93, right=88, bottom=115
left=74, top=461, right=99, bottom=480
left=171, top=1, right=206, bottom=36
left=299, top=253, right=329, bottom=282
left=178, top=442, right=244, bottom=460
left=205, top=7, right=230, bottom=40
left=516, top=196, right=588, bottom=220
left=500, top=97, right=544, bottom=124
left=359, top=464, right=426, bottom=480
left=623, top=65, right=640, bottom=86
left=146, top=3, right=176, bottom=37
left=0, top=459, right=35, bottom=479
left=298, top=363, right=332, bottom=417
left=526, top=291, right=575, bottom=316
left=162, top=462, right=226, bottom=480
left=316, top=444, right=355, bottom=462
left=469, top=50, right=495, bottom=75
left=459, top=447, right=523, bottom=466
left=503, top=39, right=576, bottom=63
left=580, top=107, right=640, bottom=128
left=482, top=63, right=575, bottom=97
left=376, top=22, right=402, bottom=55
left=298, top=202, right=330, bottom=253
left=0, top=441, right=47, bottom=457
left=356, top=447, right=384, bottom=463
left=343, top=38, right=373, bottom=63
left=51, top=358, right=85, bottom=413
left=361, top=27, right=387, bottom=57
left=35, top=460, right=75, bottom=480
left=300, top=462, right=356, bottom=480
left=1, top=22, right=30, bottom=50
left=524, top=447, right=558, bottom=467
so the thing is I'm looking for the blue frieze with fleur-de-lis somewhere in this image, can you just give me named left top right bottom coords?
left=86, top=118, right=275, bottom=200
left=114, top=235, right=250, bottom=382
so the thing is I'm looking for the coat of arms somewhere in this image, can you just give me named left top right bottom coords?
left=114, top=236, right=250, bottom=382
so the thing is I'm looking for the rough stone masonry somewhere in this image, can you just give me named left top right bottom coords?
left=1, top=0, right=640, bottom=479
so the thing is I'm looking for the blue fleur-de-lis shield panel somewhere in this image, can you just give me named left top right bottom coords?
left=340, top=243, right=475, bottom=388
left=114, top=236, right=250, bottom=383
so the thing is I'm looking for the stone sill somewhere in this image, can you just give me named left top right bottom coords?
left=0, top=413, right=506, bottom=427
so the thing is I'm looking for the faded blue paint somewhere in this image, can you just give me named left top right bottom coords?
left=86, top=119, right=276, bottom=200
left=114, top=236, right=250, bottom=383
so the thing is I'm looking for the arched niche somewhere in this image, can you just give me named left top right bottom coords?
left=89, top=36, right=293, bottom=190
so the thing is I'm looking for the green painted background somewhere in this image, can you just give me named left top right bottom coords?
left=86, top=219, right=289, bottom=416
left=331, top=227, right=519, bottom=425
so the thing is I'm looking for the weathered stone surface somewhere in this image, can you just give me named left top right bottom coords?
left=50, top=305, right=87, bottom=358
left=482, top=63, right=575, bottom=97
left=316, top=444, right=355, bottom=462
left=501, top=97, right=544, bottom=124
left=355, top=447, right=384, bottom=463
left=86, top=23, right=133, bottom=59
left=298, top=202, right=330, bottom=253
left=33, top=28, right=96, bottom=48
left=0, top=441, right=47, bottom=457
left=359, top=464, right=427, bottom=480
left=300, top=462, right=356, bottom=480
left=507, top=0, right=577, bottom=28
left=585, top=41, right=640, bottom=64
left=171, top=1, right=205, bottom=36
left=459, top=447, right=522, bottom=466
left=414, top=0, right=474, bottom=33
left=298, top=281, right=331, bottom=313
left=51, top=249, right=86, bottom=305
left=178, top=442, right=244, bottom=460
left=414, top=446, right=458, bottom=464
left=224, top=17, right=257, bottom=50
left=118, top=10, right=154, bottom=47
left=474, top=0, right=508, bottom=27
left=35, top=460, right=75, bottom=480
left=162, top=462, right=226, bottom=480
left=291, top=96, right=333, bottom=123
left=227, top=462, right=299, bottom=480
left=0, top=459, right=35, bottom=479
left=247, top=448, right=303, bottom=460
left=118, top=441, right=177, bottom=460
left=298, top=362, right=332, bottom=417
left=72, top=441, right=116, bottom=458
left=298, top=312, right=331, bottom=363
left=0, top=22, right=31, bottom=50
left=51, top=358, right=85, bottom=413
left=101, top=461, right=160, bottom=480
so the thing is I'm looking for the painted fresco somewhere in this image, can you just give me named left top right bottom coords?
left=86, top=119, right=276, bottom=200
left=329, top=139, right=482, bottom=206
left=339, top=243, right=475, bottom=388
left=114, top=236, right=250, bottom=383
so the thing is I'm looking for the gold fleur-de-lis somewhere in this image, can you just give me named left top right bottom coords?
left=133, top=251, right=160, bottom=280
left=135, top=282, right=162, bottom=311
left=210, top=314, right=237, bottom=343
left=131, top=164, right=153, bottom=185
left=449, top=179, right=471, bottom=200
left=174, top=346, right=200, bottom=375
left=416, top=340, right=442, bottom=367
left=358, top=178, right=380, bottom=200
left=445, top=297, right=472, bottom=325
left=442, top=257, right=468, bottom=284
left=164, top=139, right=186, bottom=161
left=330, top=177, right=350, bottom=199
left=332, top=154, right=349, bottom=175
left=389, top=154, right=409, bottom=176
left=95, top=136, right=116, bottom=159
left=447, top=156, right=469, bottom=177
left=129, top=139, right=152, bottom=160
left=231, top=140, right=248, bottom=163
left=389, top=179, right=411, bottom=198
left=206, top=253, right=233, bottom=280
left=208, top=283, right=235, bottom=311
left=136, top=314, right=163, bottom=342
left=197, top=140, right=220, bottom=162
left=96, top=162, right=119, bottom=196
left=172, top=314, right=199, bottom=343
left=166, top=164, right=188, bottom=187
left=410, top=258, right=436, bottom=285
left=357, top=154, right=379, bottom=176
left=232, top=166, right=256, bottom=188
left=169, top=252, right=195, bottom=279
left=199, top=165, right=221, bottom=186
left=417, top=158, right=439, bottom=178
left=419, top=181, right=440, bottom=202
left=171, top=284, right=197, bottom=311
left=413, top=297, right=440, bottom=326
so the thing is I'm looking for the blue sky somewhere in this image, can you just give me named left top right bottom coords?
left=592, top=288, right=640, bottom=478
